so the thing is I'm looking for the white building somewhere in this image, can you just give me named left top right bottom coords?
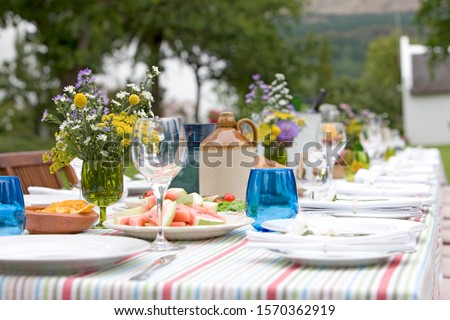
left=400, top=36, right=450, bottom=146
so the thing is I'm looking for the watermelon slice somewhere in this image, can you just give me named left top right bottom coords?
left=202, top=201, right=218, bottom=214
left=143, top=199, right=177, bottom=226
left=128, top=215, right=146, bottom=226
left=190, top=211, right=225, bottom=226
left=165, top=188, right=188, bottom=201
left=174, top=204, right=191, bottom=223
left=114, top=206, right=145, bottom=224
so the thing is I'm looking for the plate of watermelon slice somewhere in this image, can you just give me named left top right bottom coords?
left=103, top=214, right=252, bottom=241
left=103, top=188, right=252, bottom=240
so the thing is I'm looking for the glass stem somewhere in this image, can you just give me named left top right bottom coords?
left=99, top=206, right=107, bottom=226
left=152, top=183, right=169, bottom=246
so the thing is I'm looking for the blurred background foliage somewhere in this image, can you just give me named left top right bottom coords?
left=0, top=0, right=448, bottom=153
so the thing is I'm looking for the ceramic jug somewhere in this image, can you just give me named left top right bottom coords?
left=199, top=112, right=258, bottom=200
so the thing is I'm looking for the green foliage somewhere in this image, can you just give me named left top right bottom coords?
left=415, top=0, right=450, bottom=63
left=325, top=33, right=403, bottom=131
left=293, top=13, right=417, bottom=78
left=0, top=0, right=310, bottom=132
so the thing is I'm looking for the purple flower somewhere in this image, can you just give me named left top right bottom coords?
left=252, top=74, right=260, bottom=81
left=76, top=68, right=93, bottom=88
left=70, top=109, right=81, bottom=120
left=276, top=120, right=300, bottom=143
left=77, top=68, right=92, bottom=80
left=286, top=103, right=295, bottom=111
left=41, top=109, right=48, bottom=122
left=52, top=94, right=64, bottom=103
left=245, top=91, right=255, bottom=99
left=103, top=107, right=110, bottom=115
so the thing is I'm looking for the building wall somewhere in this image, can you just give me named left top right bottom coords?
left=400, top=36, right=450, bottom=146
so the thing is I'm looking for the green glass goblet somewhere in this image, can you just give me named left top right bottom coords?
left=81, top=160, right=123, bottom=229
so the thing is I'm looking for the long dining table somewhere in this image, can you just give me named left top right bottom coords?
left=0, top=148, right=445, bottom=300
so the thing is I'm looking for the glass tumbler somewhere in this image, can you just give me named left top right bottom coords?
left=0, top=176, right=26, bottom=236
left=245, top=168, right=299, bottom=232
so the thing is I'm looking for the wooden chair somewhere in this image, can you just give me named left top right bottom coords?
left=0, top=150, right=78, bottom=194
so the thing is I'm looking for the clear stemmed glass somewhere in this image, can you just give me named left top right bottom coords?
left=317, top=122, right=347, bottom=184
left=297, top=149, right=329, bottom=200
left=359, top=123, right=383, bottom=164
left=132, top=117, right=187, bottom=251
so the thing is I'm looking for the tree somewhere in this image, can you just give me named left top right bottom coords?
left=415, top=0, right=450, bottom=62
left=1, top=0, right=312, bottom=128
left=359, top=33, right=402, bottom=129
left=314, top=36, right=334, bottom=94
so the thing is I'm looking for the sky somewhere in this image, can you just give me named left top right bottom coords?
left=0, top=25, right=223, bottom=123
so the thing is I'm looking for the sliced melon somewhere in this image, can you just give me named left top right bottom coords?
left=187, top=192, right=204, bottom=207
left=165, top=188, right=188, bottom=201
left=144, top=199, right=177, bottom=226
left=202, top=201, right=218, bottom=214
left=114, top=206, right=144, bottom=224
left=191, top=212, right=225, bottom=226
left=203, top=195, right=219, bottom=202
left=176, top=194, right=194, bottom=205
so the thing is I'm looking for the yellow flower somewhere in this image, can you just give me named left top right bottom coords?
left=74, top=93, right=87, bottom=108
left=129, top=94, right=140, bottom=105
left=274, top=111, right=295, bottom=120
left=258, top=123, right=271, bottom=141
left=271, top=125, right=281, bottom=137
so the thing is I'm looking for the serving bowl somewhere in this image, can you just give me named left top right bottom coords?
left=25, top=206, right=99, bottom=234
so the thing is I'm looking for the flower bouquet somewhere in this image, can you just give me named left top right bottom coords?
left=42, top=66, right=160, bottom=227
left=337, top=104, right=370, bottom=181
left=245, top=74, right=306, bottom=165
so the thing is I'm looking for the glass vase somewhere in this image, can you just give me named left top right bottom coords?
left=264, top=142, right=288, bottom=166
left=81, top=160, right=123, bottom=228
left=343, top=150, right=370, bottom=182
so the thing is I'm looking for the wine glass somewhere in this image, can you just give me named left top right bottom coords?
left=132, top=117, right=187, bottom=251
left=317, top=122, right=347, bottom=184
left=296, top=149, right=329, bottom=200
left=359, top=122, right=383, bottom=164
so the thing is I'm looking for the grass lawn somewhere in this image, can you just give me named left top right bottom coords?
left=435, top=146, right=450, bottom=183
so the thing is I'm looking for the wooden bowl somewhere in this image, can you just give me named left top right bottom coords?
left=25, top=206, right=99, bottom=234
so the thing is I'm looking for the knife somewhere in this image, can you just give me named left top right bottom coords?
left=130, top=254, right=177, bottom=281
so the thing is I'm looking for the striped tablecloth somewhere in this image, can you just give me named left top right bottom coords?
left=0, top=148, right=444, bottom=300
left=0, top=206, right=441, bottom=300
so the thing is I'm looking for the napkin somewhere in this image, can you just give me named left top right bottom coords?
left=370, top=164, right=435, bottom=175
left=334, top=180, right=432, bottom=197
left=246, top=229, right=417, bottom=254
left=354, top=169, right=432, bottom=184
left=298, top=196, right=432, bottom=211
left=27, top=186, right=79, bottom=196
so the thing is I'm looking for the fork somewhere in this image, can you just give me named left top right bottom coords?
left=130, top=254, right=177, bottom=281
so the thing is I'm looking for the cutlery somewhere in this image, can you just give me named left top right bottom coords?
left=130, top=254, right=176, bottom=281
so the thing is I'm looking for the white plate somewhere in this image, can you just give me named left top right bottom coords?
left=0, top=235, right=150, bottom=274
left=124, top=197, right=144, bottom=208
left=261, top=217, right=426, bottom=235
left=103, top=215, right=253, bottom=240
left=269, top=249, right=397, bottom=267
left=124, top=180, right=150, bottom=196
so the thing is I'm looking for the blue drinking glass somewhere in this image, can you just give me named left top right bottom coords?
left=245, top=168, right=299, bottom=232
left=0, top=176, right=26, bottom=236
left=170, top=123, right=216, bottom=193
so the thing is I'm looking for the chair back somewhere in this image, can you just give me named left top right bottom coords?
left=0, top=150, right=78, bottom=194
